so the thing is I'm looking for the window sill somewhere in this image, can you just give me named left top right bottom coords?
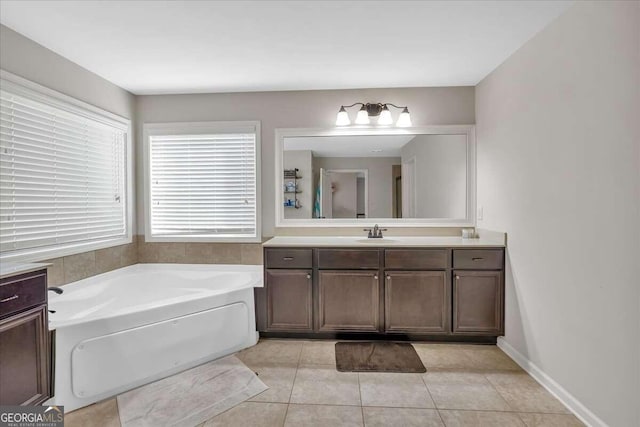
left=0, top=236, right=133, bottom=264
left=144, top=235, right=262, bottom=244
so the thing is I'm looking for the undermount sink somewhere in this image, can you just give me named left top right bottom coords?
left=355, top=238, right=396, bottom=244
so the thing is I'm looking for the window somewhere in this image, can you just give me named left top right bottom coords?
left=144, top=121, right=261, bottom=242
left=0, top=73, right=131, bottom=262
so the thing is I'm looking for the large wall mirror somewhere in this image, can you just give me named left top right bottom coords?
left=275, top=126, right=475, bottom=227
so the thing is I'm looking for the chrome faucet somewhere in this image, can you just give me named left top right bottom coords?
left=364, top=224, right=387, bottom=239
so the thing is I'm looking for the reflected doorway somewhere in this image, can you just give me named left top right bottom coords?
left=318, top=168, right=368, bottom=219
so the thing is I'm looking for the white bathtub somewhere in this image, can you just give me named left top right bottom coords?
left=47, top=263, right=263, bottom=411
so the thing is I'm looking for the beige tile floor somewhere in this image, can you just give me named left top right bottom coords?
left=65, top=340, right=585, bottom=427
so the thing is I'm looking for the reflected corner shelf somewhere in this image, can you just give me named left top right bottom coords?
left=284, top=168, right=302, bottom=209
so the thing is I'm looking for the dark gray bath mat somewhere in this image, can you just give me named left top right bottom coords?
left=335, top=341, right=426, bottom=373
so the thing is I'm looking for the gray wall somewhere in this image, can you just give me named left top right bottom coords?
left=136, top=87, right=475, bottom=236
left=475, top=2, right=640, bottom=426
left=401, top=134, right=467, bottom=218
left=0, top=24, right=139, bottom=283
left=0, top=25, right=135, bottom=119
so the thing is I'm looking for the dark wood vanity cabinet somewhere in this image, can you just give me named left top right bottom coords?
left=261, top=249, right=314, bottom=333
left=453, top=271, right=503, bottom=335
left=318, top=270, right=379, bottom=332
left=265, top=269, right=313, bottom=332
left=452, top=249, right=505, bottom=335
left=316, top=249, right=381, bottom=332
left=259, top=246, right=505, bottom=341
left=0, top=269, right=51, bottom=405
left=385, top=271, right=449, bottom=334
left=383, top=249, right=450, bottom=334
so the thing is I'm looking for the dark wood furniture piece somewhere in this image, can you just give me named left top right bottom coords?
left=256, top=246, right=505, bottom=342
left=265, top=269, right=313, bottom=331
left=0, top=269, right=51, bottom=405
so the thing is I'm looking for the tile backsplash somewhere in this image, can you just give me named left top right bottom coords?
left=44, top=237, right=138, bottom=286
left=48, top=236, right=264, bottom=286
left=137, top=237, right=263, bottom=265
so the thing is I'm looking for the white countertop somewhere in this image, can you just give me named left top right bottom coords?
left=0, top=262, right=51, bottom=279
left=263, top=234, right=505, bottom=248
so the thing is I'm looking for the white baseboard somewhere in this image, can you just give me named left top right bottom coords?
left=497, top=337, right=608, bottom=427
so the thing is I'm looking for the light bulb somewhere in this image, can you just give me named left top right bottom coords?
left=355, top=106, right=370, bottom=125
left=377, top=105, right=393, bottom=125
left=396, top=107, right=412, bottom=127
left=335, top=107, right=350, bottom=126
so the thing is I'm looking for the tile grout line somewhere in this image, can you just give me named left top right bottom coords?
left=422, top=365, right=551, bottom=416
left=482, top=370, right=519, bottom=413
left=435, top=409, right=448, bottom=426
left=281, top=341, right=304, bottom=426
left=420, top=371, right=446, bottom=426
left=515, top=412, right=531, bottom=426
left=115, top=397, right=123, bottom=427
left=406, top=406, right=550, bottom=415
left=357, top=372, right=365, bottom=427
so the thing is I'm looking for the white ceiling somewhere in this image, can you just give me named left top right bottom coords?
left=285, top=135, right=415, bottom=157
left=0, top=1, right=572, bottom=95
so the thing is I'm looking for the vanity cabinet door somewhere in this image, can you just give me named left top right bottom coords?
left=318, top=270, right=379, bottom=332
left=453, top=271, right=504, bottom=335
left=385, top=271, right=450, bottom=334
left=0, top=305, right=50, bottom=405
left=265, top=269, right=313, bottom=332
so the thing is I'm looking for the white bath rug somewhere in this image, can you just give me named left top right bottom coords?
left=117, top=355, right=267, bottom=427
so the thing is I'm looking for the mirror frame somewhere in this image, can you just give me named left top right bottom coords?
left=275, top=125, right=476, bottom=228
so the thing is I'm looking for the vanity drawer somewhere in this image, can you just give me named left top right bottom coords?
left=453, top=249, right=504, bottom=270
left=385, top=249, right=449, bottom=270
left=317, top=249, right=380, bottom=270
left=265, top=248, right=313, bottom=269
left=0, top=271, right=47, bottom=318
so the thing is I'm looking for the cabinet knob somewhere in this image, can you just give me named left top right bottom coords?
left=455, top=275, right=460, bottom=280
left=306, top=274, right=311, bottom=279
left=386, top=275, right=391, bottom=280
left=373, top=275, right=378, bottom=280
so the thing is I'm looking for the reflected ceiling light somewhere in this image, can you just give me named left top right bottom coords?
left=335, top=102, right=412, bottom=127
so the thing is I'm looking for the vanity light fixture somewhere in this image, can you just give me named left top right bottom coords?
left=335, top=103, right=412, bottom=127
left=355, top=105, right=370, bottom=125
left=336, top=106, right=350, bottom=126
left=396, top=107, right=412, bottom=127
left=377, top=105, right=393, bottom=125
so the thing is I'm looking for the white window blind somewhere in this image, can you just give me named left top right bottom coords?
left=0, top=79, right=129, bottom=260
left=148, top=129, right=258, bottom=240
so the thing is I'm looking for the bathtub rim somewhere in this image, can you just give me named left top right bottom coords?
left=48, top=263, right=264, bottom=330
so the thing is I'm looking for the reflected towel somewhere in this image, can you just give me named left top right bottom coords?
left=313, top=185, right=321, bottom=218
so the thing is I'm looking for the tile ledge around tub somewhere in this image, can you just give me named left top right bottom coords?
left=263, top=231, right=506, bottom=248
left=0, top=262, right=52, bottom=279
